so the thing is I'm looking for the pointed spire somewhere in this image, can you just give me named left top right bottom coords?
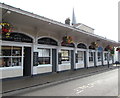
left=72, top=8, right=77, bottom=25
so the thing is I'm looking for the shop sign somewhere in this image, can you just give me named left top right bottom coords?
left=77, top=43, right=87, bottom=49
left=2, top=32, right=33, bottom=43
left=61, top=42, right=75, bottom=47
left=33, top=52, right=38, bottom=66
left=38, top=37, right=58, bottom=46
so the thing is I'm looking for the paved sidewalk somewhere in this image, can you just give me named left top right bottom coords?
left=2, top=64, right=119, bottom=96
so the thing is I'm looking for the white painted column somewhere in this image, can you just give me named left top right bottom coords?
left=86, top=49, right=89, bottom=68
left=74, top=45, right=77, bottom=69
left=57, top=42, right=61, bottom=71
left=107, top=51, right=110, bottom=65
left=95, top=50, right=98, bottom=66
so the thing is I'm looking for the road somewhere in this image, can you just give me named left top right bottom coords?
left=11, top=68, right=118, bottom=96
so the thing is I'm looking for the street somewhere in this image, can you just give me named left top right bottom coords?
left=11, top=68, right=118, bottom=96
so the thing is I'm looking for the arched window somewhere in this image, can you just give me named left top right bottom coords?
left=38, top=37, right=58, bottom=46
left=77, top=43, right=87, bottom=49
left=2, top=32, right=33, bottom=43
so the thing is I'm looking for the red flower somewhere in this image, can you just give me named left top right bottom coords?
left=116, top=48, right=120, bottom=51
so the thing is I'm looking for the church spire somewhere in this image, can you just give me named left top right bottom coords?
left=72, top=8, right=77, bottom=25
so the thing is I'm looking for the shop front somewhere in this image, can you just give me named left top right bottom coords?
left=96, top=47, right=103, bottom=66
left=108, top=53, right=114, bottom=65
left=75, top=43, right=87, bottom=69
left=33, top=37, right=58, bottom=75
left=57, top=42, right=75, bottom=72
left=0, top=32, right=33, bottom=79
left=103, top=51, right=108, bottom=65
left=1, top=3, right=119, bottom=80
left=88, top=46, right=96, bottom=67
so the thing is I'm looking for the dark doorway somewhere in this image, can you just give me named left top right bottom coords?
left=71, top=50, right=75, bottom=70
left=52, top=49, right=57, bottom=72
left=23, top=47, right=31, bottom=76
left=84, top=51, right=87, bottom=68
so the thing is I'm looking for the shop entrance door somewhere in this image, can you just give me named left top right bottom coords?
left=84, top=51, right=87, bottom=68
left=52, top=49, right=57, bottom=72
left=23, top=47, right=31, bottom=76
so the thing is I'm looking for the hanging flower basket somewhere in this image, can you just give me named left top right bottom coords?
left=90, top=42, right=98, bottom=48
left=110, top=48, right=114, bottom=55
left=62, top=36, right=73, bottom=44
left=105, top=45, right=113, bottom=51
left=105, top=45, right=114, bottom=55
left=116, top=48, right=120, bottom=52
left=0, top=22, right=13, bottom=37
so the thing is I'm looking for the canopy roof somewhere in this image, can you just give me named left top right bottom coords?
left=1, top=3, right=120, bottom=47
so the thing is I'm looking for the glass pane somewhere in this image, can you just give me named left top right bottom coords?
left=0, top=57, right=11, bottom=67
left=61, top=50, right=70, bottom=61
left=12, top=57, right=21, bottom=66
left=38, top=57, right=50, bottom=64
left=89, top=52, right=93, bottom=61
left=2, top=46, right=11, bottom=56
left=98, top=52, right=102, bottom=61
left=38, top=49, right=50, bottom=57
left=78, top=51, right=84, bottom=61
left=12, top=46, right=22, bottom=56
left=0, top=57, right=22, bottom=67
left=104, top=53, right=107, bottom=60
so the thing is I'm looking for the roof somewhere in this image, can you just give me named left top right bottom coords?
left=0, top=3, right=120, bottom=46
left=73, top=23, right=94, bottom=30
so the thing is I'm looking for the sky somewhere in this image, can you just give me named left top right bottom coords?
left=0, top=0, right=119, bottom=42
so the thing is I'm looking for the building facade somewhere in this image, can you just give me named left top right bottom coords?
left=0, top=3, right=120, bottom=79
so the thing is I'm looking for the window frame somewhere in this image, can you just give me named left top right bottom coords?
left=77, top=51, right=84, bottom=63
left=0, top=46, right=23, bottom=68
left=37, top=48, right=52, bottom=65
left=89, top=52, right=94, bottom=62
left=61, top=49, right=71, bottom=63
left=97, top=52, right=102, bottom=62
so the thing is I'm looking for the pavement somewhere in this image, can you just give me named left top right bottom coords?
left=1, top=64, right=120, bottom=96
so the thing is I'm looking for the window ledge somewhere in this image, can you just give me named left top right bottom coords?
left=0, top=66, right=22, bottom=70
left=35, top=64, right=52, bottom=67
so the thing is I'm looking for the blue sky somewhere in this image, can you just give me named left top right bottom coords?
left=1, top=0, right=119, bottom=41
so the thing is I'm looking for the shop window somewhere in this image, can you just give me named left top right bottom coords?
left=0, top=46, right=22, bottom=67
left=97, top=52, right=102, bottom=62
left=38, top=49, right=51, bottom=65
left=61, top=50, right=70, bottom=62
left=77, top=51, right=84, bottom=63
left=89, top=52, right=94, bottom=62
left=109, top=55, right=112, bottom=61
left=104, top=53, right=108, bottom=60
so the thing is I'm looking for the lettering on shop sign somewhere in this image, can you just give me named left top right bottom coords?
left=33, top=52, right=38, bottom=66
left=61, top=43, right=75, bottom=47
left=38, top=37, right=58, bottom=46
left=2, top=32, right=33, bottom=43
left=75, top=53, right=78, bottom=63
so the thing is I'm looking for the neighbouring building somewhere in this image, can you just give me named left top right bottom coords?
left=0, top=3, right=120, bottom=79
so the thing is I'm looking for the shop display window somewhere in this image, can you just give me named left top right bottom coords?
left=104, top=53, right=108, bottom=60
left=89, top=52, right=94, bottom=62
left=77, top=51, right=84, bottom=63
left=0, top=46, right=22, bottom=67
left=61, top=50, right=70, bottom=62
left=38, top=48, right=51, bottom=65
left=109, top=55, right=112, bottom=61
left=97, top=52, right=102, bottom=62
